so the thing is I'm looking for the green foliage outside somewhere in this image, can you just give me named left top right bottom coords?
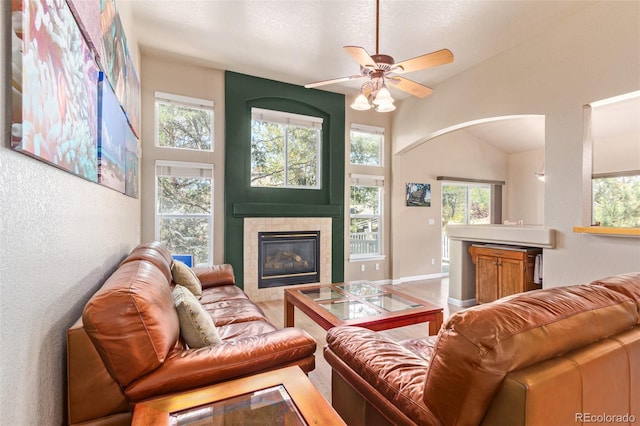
left=350, top=131, right=382, bottom=166
left=593, top=176, right=640, bottom=227
left=350, top=186, right=380, bottom=254
left=157, top=102, right=212, bottom=150
left=442, top=184, right=490, bottom=226
left=157, top=176, right=212, bottom=265
left=251, top=120, right=320, bottom=187
left=156, top=100, right=213, bottom=265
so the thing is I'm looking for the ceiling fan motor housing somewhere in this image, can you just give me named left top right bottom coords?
left=371, top=54, right=395, bottom=70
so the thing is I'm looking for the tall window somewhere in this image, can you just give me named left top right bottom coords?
left=250, top=108, right=322, bottom=189
left=155, top=92, right=213, bottom=151
left=156, top=161, right=213, bottom=266
left=350, top=124, right=383, bottom=166
left=349, top=176, right=384, bottom=258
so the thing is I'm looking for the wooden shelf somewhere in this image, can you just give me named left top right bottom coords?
left=573, top=226, right=640, bottom=237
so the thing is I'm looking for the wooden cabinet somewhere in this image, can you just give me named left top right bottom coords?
left=469, top=244, right=542, bottom=304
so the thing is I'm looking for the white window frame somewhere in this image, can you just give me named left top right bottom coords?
left=155, top=91, right=214, bottom=152
left=350, top=124, right=384, bottom=167
left=349, top=174, right=385, bottom=261
left=155, top=160, right=214, bottom=265
left=250, top=107, right=323, bottom=189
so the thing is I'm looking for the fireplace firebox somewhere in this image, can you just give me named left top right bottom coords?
left=258, top=231, right=320, bottom=289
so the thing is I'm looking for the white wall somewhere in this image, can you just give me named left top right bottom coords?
left=392, top=1, right=640, bottom=285
left=0, top=2, right=141, bottom=424
left=507, top=148, right=545, bottom=225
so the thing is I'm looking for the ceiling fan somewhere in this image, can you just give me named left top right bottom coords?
left=304, top=0, right=454, bottom=111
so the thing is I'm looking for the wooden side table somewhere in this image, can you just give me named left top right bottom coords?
left=132, top=366, right=346, bottom=425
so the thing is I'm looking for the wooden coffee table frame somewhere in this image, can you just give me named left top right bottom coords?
left=285, top=282, right=443, bottom=335
left=132, top=366, right=345, bottom=425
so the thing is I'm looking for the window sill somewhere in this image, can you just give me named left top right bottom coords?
left=349, top=255, right=386, bottom=262
left=573, top=226, right=640, bottom=237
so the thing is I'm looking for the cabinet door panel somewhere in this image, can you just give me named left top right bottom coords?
left=476, top=255, right=498, bottom=304
left=499, top=258, right=525, bottom=298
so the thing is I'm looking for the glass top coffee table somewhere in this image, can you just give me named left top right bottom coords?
left=132, top=366, right=345, bottom=425
left=284, top=282, right=443, bottom=335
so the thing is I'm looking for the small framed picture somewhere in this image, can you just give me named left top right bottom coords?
left=406, top=183, right=431, bottom=207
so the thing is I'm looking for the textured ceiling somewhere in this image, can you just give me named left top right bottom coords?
left=128, top=0, right=614, bottom=153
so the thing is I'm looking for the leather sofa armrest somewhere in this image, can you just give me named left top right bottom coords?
left=123, top=327, right=316, bottom=401
left=193, top=264, right=235, bottom=289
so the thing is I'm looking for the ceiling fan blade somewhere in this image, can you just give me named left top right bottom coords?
left=304, top=74, right=364, bottom=89
left=344, top=46, right=377, bottom=69
left=393, top=49, right=454, bottom=74
left=388, top=76, right=433, bottom=98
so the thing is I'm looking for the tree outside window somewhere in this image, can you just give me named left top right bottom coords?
left=250, top=108, right=322, bottom=189
left=350, top=125, right=383, bottom=166
left=350, top=185, right=382, bottom=256
left=156, top=162, right=213, bottom=266
left=155, top=92, right=213, bottom=151
left=592, top=174, right=640, bottom=227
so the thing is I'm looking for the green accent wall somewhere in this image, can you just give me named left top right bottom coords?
left=224, top=71, right=345, bottom=288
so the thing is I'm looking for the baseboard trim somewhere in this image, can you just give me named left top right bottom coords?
left=447, top=297, right=477, bottom=307
left=391, top=273, right=448, bottom=285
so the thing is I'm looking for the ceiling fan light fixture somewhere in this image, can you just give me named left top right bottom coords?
left=375, top=102, right=396, bottom=112
left=372, top=86, right=393, bottom=106
left=351, top=93, right=372, bottom=110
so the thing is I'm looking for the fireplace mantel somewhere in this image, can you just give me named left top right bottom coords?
left=233, top=203, right=342, bottom=218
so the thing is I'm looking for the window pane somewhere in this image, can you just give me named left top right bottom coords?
left=350, top=185, right=381, bottom=256
left=593, top=175, right=640, bottom=227
left=251, top=120, right=285, bottom=187
left=287, top=126, right=319, bottom=187
left=250, top=109, right=321, bottom=189
left=351, top=130, right=382, bottom=166
left=158, top=176, right=211, bottom=214
left=350, top=186, right=380, bottom=215
left=469, top=186, right=491, bottom=224
left=159, top=217, right=210, bottom=266
left=350, top=217, right=379, bottom=255
left=157, top=102, right=212, bottom=151
left=442, top=185, right=467, bottom=225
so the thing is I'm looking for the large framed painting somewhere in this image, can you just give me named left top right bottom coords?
left=97, top=73, right=126, bottom=193
left=406, top=183, right=432, bottom=207
left=11, top=0, right=100, bottom=182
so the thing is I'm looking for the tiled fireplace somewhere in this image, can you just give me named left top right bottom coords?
left=244, top=217, right=332, bottom=302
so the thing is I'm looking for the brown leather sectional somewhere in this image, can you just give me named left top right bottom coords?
left=66, top=241, right=316, bottom=425
left=325, top=273, right=640, bottom=426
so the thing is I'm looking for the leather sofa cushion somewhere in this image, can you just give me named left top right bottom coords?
left=200, top=284, right=249, bottom=304
left=83, top=260, right=180, bottom=386
left=120, top=241, right=173, bottom=284
left=204, top=299, right=268, bottom=326
left=423, top=284, right=638, bottom=426
left=217, top=320, right=278, bottom=340
left=194, top=264, right=236, bottom=288
left=591, top=272, right=640, bottom=322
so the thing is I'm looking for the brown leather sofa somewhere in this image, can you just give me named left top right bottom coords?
left=66, top=241, right=316, bottom=425
left=325, top=273, right=640, bottom=425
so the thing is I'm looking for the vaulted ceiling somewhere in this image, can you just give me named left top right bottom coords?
left=129, top=1, right=610, bottom=153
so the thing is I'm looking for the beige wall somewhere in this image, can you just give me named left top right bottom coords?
left=391, top=130, right=509, bottom=280
left=139, top=55, right=226, bottom=264
left=507, top=148, right=545, bottom=225
left=391, top=1, right=640, bottom=285
left=0, top=1, right=141, bottom=424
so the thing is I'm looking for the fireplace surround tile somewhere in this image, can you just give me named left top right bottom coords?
left=244, top=218, right=332, bottom=302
